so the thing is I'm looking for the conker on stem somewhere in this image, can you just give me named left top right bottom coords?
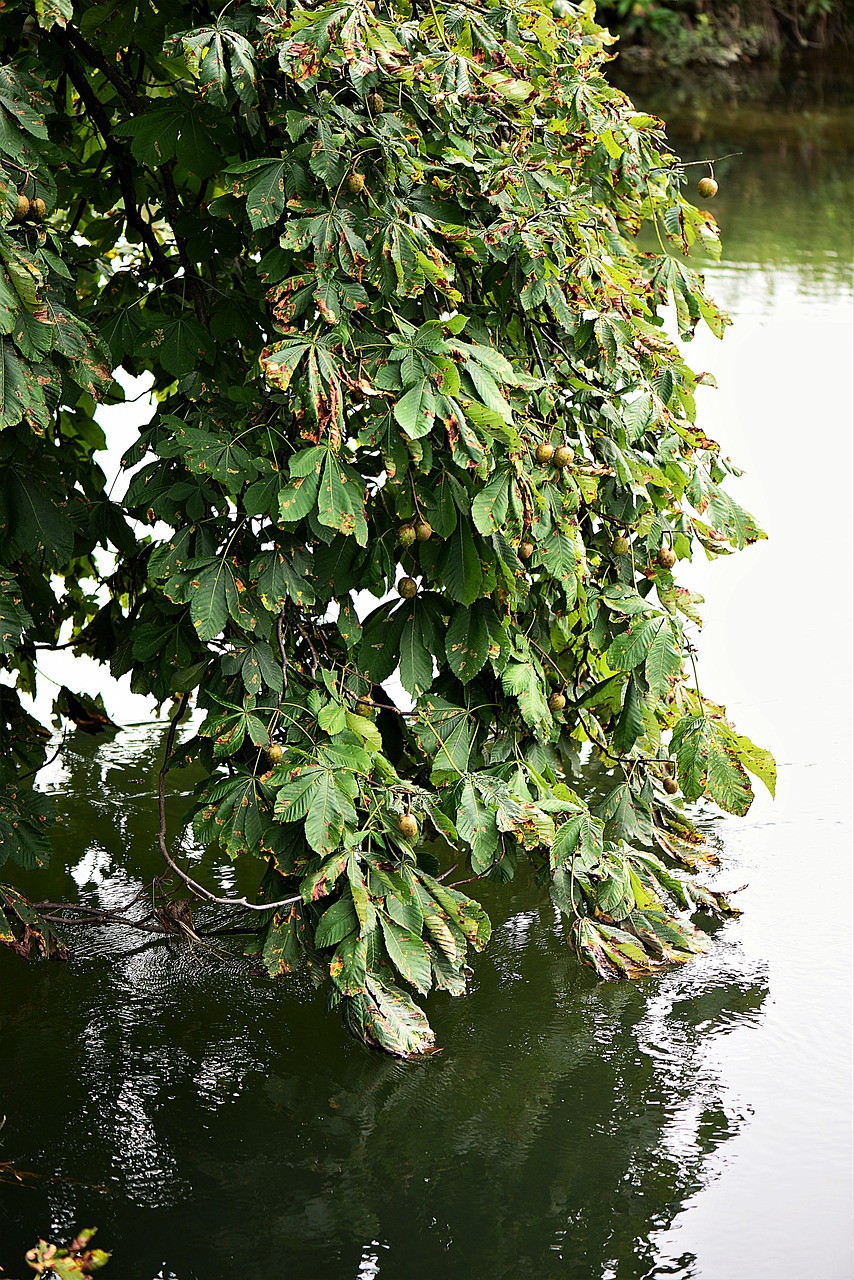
left=398, top=576, right=417, bottom=599
left=397, top=812, right=418, bottom=839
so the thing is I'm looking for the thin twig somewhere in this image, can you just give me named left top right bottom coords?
left=157, top=696, right=301, bottom=912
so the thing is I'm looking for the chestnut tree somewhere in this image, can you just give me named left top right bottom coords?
left=0, top=0, right=774, bottom=1054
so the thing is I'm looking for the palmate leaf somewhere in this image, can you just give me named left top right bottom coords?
left=342, top=975, right=436, bottom=1058
left=257, top=903, right=309, bottom=977
left=221, top=640, right=283, bottom=696
left=572, top=917, right=663, bottom=981
left=193, top=771, right=277, bottom=859
left=305, top=770, right=352, bottom=858
left=272, top=744, right=369, bottom=856
left=0, top=338, right=51, bottom=432
left=607, top=613, right=682, bottom=699
left=471, top=469, right=510, bottom=537
left=316, top=453, right=368, bottom=545
left=198, top=700, right=270, bottom=759
left=114, top=100, right=220, bottom=175
left=359, top=602, right=409, bottom=684
left=243, top=159, right=289, bottom=229
left=143, top=313, right=215, bottom=377
left=416, top=869, right=491, bottom=952
left=398, top=598, right=437, bottom=697
left=413, top=696, right=473, bottom=783
left=733, top=731, right=776, bottom=798
left=252, top=549, right=315, bottom=611
left=613, top=673, right=645, bottom=754
left=330, top=929, right=368, bottom=994
left=166, top=556, right=240, bottom=642
left=551, top=809, right=604, bottom=873
left=671, top=715, right=754, bottom=816
left=0, top=786, right=54, bottom=871
left=597, top=781, right=651, bottom=843
left=173, top=424, right=254, bottom=488
left=455, top=777, right=498, bottom=873
left=501, top=661, right=551, bottom=736
left=537, top=526, right=578, bottom=603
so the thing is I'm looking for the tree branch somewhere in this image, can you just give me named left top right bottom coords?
left=58, top=45, right=171, bottom=277
left=157, top=695, right=301, bottom=913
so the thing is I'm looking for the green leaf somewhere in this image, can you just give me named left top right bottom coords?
left=537, top=526, right=578, bottom=603
left=471, top=471, right=510, bottom=537
left=644, top=616, right=682, bottom=700
left=186, top=558, right=239, bottom=642
left=552, top=809, right=604, bottom=873
left=304, top=767, right=357, bottom=855
left=342, top=975, right=435, bottom=1058
left=144, top=314, right=214, bottom=376
left=330, top=930, right=368, bottom=994
left=733, top=732, right=776, bottom=798
left=0, top=786, right=53, bottom=871
left=502, top=661, right=551, bottom=736
left=613, top=673, right=645, bottom=754
left=414, top=697, right=473, bottom=783
left=316, top=453, right=367, bottom=545
left=380, top=912, right=432, bottom=994
left=393, top=378, right=437, bottom=440
left=399, top=599, right=437, bottom=697
left=439, top=520, right=484, bottom=606
left=672, top=716, right=755, bottom=816
left=0, top=569, right=32, bottom=655
left=359, top=602, right=408, bottom=683
left=456, top=778, right=498, bottom=873
left=606, top=613, right=681, bottom=698
left=445, top=602, right=490, bottom=683
left=315, top=894, right=359, bottom=949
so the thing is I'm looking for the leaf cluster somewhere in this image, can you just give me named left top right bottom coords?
left=0, top=0, right=773, bottom=1053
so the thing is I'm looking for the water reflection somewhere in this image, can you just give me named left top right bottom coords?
left=0, top=725, right=768, bottom=1280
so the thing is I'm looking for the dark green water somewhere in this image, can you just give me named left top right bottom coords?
left=1, top=64, right=852, bottom=1280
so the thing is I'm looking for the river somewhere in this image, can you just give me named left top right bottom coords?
left=0, top=59, right=851, bottom=1280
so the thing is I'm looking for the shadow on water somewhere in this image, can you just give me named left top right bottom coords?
left=0, top=728, right=767, bottom=1280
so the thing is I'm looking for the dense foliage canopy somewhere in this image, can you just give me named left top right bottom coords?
left=0, top=0, right=774, bottom=1054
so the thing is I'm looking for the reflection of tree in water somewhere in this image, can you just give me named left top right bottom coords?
left=253, top=943, right=767, bottom=1280
left=1, top=727, right=767, bottom=1280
